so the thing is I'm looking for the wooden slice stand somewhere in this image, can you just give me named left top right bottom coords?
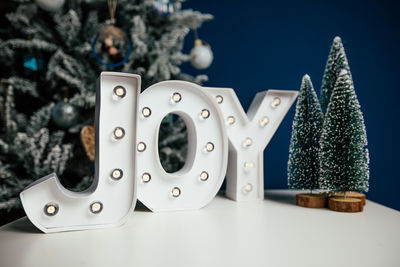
left=334, top=192, right=366, bottom=206
left=328, top=197, right=363, bottom=213
left=296, top=193, right=327, bottom=208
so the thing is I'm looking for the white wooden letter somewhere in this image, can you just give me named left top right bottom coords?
left=20, top=72, right=140, bottom=233
left=205, top=88, right=298, bottom=201
left=136, top=81, right=228, bottom=211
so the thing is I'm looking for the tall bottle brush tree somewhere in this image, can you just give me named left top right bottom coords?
left=319, top=36, right=370, bottom=197
left=320, top=36, right=351, bottom=114
left=319, top=68, right=369, bottom=194
left=288, top=74, right=323, bottom=193
left=0, top=0, right=213, bottom=211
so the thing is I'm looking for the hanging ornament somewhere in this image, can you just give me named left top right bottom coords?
left=92, top=0, right=132, bottom=68
left=23, top=53, right=44, bottom=75
left=23, top=35, right=45, bottom=76
left=35, top=0, right=65, bottom=12
left=153, top=0, right=175, bottom=16
left=190, top=39, right=213, bottom=70
left=52, top=100, right=79, bottom=129
left=81, top=125, right=95, bottom=161
left=108, top=45, right=119, bottom=57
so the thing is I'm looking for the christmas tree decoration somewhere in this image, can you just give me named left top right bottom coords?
left=92, top=0, right=133, bottom=68
left=51, top=100, right=80, bottom=129
left=320, top=36, right=351, bottom=113
left=0, top=0, right=212, bottom=212
left=137, top=80, right=228, bottom=212
left=319, top=68, right=369, bottom=212
left=287, top=75, right=325, bottom=208
left=80, top=125, right=95, bottom=161
left=23, top=54, right=44, bottom=73
left=35, top=0, right=65, bottom=12
left=20, top=72, right=140, bottom=233
left=153, top=0, right=175, bottom=16
left=205, top=87, right=298, bottom=201
left=190, top=39, right=213, bottom=69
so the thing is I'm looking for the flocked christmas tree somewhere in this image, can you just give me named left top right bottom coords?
left=319, top=69, right=369, bottom=194
left=288, top=74, right=323, bottom=193
left=0, top=0, right=213, bottom=211
left=320, top=36, right=351, bottom=114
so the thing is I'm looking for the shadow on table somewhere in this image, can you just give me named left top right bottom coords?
left=264, top=191, right=296, bottom=206
left=135, top=200, right=152, bottom=212
left=5, top=217, right=42, bottom=234
left=5, top=201, right=152, bottom=234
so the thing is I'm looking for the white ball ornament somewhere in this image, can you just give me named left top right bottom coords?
left=35, top=0, right=65, bottom=12
left=190, top=39, right=213, bottom=69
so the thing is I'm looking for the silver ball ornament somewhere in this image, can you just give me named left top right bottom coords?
left=35, top=0, right=65, bottom=12
left=190, top=39, right=213, bottom=69
left=52, top=101, right=79, bottom=129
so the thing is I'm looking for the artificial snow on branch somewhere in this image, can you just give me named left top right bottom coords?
left=0, top=0, right=213, bottom=212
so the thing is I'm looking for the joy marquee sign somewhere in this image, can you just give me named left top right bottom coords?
left=20, top=72, right=298, bottom=233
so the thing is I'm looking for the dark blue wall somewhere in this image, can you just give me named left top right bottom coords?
left=182, top=0, right=400, bottom=210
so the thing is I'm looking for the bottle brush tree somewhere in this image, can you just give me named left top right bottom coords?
left=320, top=36, right=351, bottom=114
left=288, top=74, right=323, bottom=194
left=319, top=69, right=369, bottom=196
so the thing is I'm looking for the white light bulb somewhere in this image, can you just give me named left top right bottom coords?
left=90, top=201, right=103, bottom=214
left=259, top=116, right=270, bottom=127
left=171, top=92, right=182, bottom=103
left=113, top=127, right=125, bottom=140
left=110, top=168, right=123, bottom=180
left=205, top=142, right=214, bottom=152
left=201, top=109, right=210, bottom=119
left=242, top=137, right=253, bottom=148
left=44, top=202, right=59, bottom=216
left=216, top=95, right=223, bottom=104
left=200, top=171, right=209, bottom=181
left=113, top=85, right=126, bottom=98
left=243, top=183, right=253, bottom=193
left=227, top=116, right=235, bottom=125
left=244, top=162, right=255, bottom=168
left=142, top=172, right=151, bottom=183
left=271, top=97, right=281, bottom=107
left=137, top=142, right=146, bottom=152
left=171, top=187, right=181, bottom=198
left=47, top=206, right=55, bottom=214
left=142, top=107, right=151, bottom=117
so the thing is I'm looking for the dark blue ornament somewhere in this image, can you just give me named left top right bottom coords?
left=154, top=0, right=174, bottom=16
left=51, top=101, right=79, bottom=129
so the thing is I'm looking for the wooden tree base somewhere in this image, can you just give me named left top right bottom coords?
left=328, top=197, right=363, bottom=212
left=334, top=192, right=366, bottom=206
left=296, top=193, right=327, bottom=208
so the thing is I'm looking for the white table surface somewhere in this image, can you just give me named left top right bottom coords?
left=0, top=190, right=399, bottom=267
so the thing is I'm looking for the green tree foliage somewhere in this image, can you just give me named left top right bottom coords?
left=319, top=69, right=369, bottom=192
left=320, top=36, right=351, bottom=113
left=0, top=0, right=212, bottom=210
left=288, top=75, right=323, bottom=192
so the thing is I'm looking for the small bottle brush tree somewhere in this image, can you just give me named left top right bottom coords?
left=319, top=68, right=369, bottom=208
left=320, top=36, right=351, bottom=114
left=288, top=75, right=325, bottom=208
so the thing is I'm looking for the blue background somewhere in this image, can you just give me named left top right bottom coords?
left=181, top=0, right=400, bottom=210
